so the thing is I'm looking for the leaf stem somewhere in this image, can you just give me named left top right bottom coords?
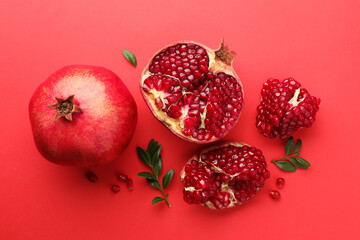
left=155, top=174, right=171, bottom=207
left=271, top=153, right=300, bottom=163
left=161, top=188, right=171, bottom=207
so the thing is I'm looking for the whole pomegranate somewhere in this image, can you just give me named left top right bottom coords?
left=140, top=40, right=244, bottom=143
left=29, top=65, right=137, bottom=166
left=256, top=78, right=320, bottom=139
left=181, top=142, right=270, bottom=209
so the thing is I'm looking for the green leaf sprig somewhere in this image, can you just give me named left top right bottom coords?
left=136, top=139, right=174, bottom=207
left=122, top=49, right=137, bottom=67
left=271, top=136, right=311, bottom=172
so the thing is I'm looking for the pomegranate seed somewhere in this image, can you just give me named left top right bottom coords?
left=85, top=171, right=98, bottom=183
left=117, top=173, right=128, bottom=182
left=126, top=179, right=134, bottom=192
left=269, top=190, right=281, bottom=200
left=276, top=178, right=285, bottom=189
left=155, top=97, right=164, bottom=108
left=111, top=184, right=120, bottom=193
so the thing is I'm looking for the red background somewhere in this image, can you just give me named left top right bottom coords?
left=1, top=0, right=360, bottom=239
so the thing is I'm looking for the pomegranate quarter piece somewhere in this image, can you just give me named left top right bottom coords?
left=140, top=40, right=244, bottom=143
left=256, top=78, right=320, bottom=139
left=181, top=142, right=270, bottom=209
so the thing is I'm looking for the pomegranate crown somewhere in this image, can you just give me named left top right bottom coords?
left=47, top=95, right=82, bottom=122
left=215, top=39, right=236, bottom=65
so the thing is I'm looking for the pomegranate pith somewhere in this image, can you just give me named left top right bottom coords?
left=256, top=78, right=320, bottom=139
left=181, top=142, right=270, bottom=209
left=141, top=41, right=244, bottom=143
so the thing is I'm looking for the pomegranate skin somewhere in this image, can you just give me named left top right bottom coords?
left=29, top=65, right=137, bottom=166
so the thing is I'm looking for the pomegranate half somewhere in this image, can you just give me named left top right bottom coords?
left=29, top=65, right=137, bottom=166
left=140, top=40, right=244, bottom=143
left=181, top=142, right=270, bottom=209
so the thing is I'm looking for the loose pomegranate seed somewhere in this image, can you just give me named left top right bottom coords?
left=256, top=78, right=320, bottom=139
left=85, top=171, right=98, bottom=183
left=117, top=173, right=128, bottom=182
left=181, top=143, right=270, bottom=209
left=111, top=184, right=120, bottom=193
left=276, top=178, right=285, bottom=189
left=269, top=190, right=281, bottom=200
left=126, top=179, right=134, bottom=192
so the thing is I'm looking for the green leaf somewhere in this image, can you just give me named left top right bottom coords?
left=274, top=161, right=297, bottom=172
left=295, top=157, right=311, bottom=167
left=146, top=178, right=161, bottom=190
left=147, top=139, right=155, bottom=154
left=153, top=155, right=163, bottom=177
left=152, top=197, right=165, bottom=205
left=294, top=139, right=302, bottom=153
left=137, top=172, right=156, bottom=179
left=285, top=136, right=294, bottom=155
left=147, top=140, right=159, bottom=156
left=289, top=158, right=308, bottom=169
left=122, top=49, right=137, bottom=67
left=151, top=145, right=162, bottom=166
left=136, top=147, right=151, bottom=166
left=146, top=139, right=155, bottom=155
left=162, top=169, right=174, bottom=189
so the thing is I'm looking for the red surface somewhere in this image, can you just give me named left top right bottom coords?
left=1, top=0, right=359, bottom=239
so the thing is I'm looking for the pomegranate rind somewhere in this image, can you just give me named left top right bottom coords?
left=140, top=41, right=244, bottom=143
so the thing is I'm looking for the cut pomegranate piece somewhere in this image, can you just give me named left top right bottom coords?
left=141, top=41, right=244, bottom=143
left=180, top=142, right=270, bottom=209
left=256, top=78, right=320, bottom=139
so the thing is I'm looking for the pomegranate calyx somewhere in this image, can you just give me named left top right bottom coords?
left=215, top=39, right=236, bottom=66
left=47, top=95, right=82, bottom=122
